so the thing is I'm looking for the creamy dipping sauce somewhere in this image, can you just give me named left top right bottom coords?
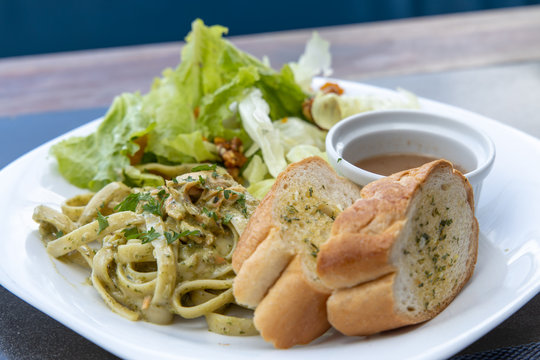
left=355, top=153, right=467, bottom=176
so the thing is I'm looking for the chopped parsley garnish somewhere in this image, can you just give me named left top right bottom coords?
left=115, top=193, right=142, bottom=212
left=123, top=227, right=171, bottom=244
left=286, top=205, right=298, bottom=214
left=416, top=232, right=430, bottom=245
left=147, top=205, right=162, bottom=217
left=337, top=158, right=342, bottom=163
left=202, top=207, right=219, bottom=222
left=223, top=189, right=248, bottom=216
left=303, top=238, right=319, bottom=257
left=182, top=229, right=202, bottom=237
left=115, top=191, right=168, bottom=217
left=54, top=230, right=64, bottom=239
left=142, top=200, right=161, bottom=216
left=281, top=214, right=300, bottom=223
left=96, top=211, right=109, bottom=234
left=164, top=231, right=179, bottom=244
left=122, top=227, right=141, bottom=240
left=235, top=193, right=247, bottom=216
left=222, top=213, right=234, bottom=225
left=438, top=219, right=453, bottom=239
left=142, top=190, right=169, bottom=217
left=440, top=219, right=453, bottom=227
left=156, top=188, right=167, bottom=199
left=198, top=175, right=206, bottom=186
left=164, top=230, right=202, bottom=244
left=140, top=227, right=160, bottom=244
left=190, top=163, right=220, bottom=177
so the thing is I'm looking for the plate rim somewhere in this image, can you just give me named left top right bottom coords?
left=1, top=78, right=539, bottom=360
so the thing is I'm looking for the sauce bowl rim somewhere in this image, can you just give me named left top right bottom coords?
left=325, top=109, right=496, bottom=186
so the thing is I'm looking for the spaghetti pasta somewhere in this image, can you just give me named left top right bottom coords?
left=33, top=167, right=259, bottom=336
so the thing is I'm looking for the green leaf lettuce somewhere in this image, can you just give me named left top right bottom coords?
left=51, top=19, right=308, bottom=191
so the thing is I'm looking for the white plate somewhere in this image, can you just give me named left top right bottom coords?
left=1, top=79, right=539, bottom=360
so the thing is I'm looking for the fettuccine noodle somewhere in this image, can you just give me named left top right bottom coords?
left=33, top=166, right=259, bottom=336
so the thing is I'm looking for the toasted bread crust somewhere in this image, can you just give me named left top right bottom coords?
left=232, top=156, right=362, bottom=286
left=232, top=156, right=362, bottom=347
left=327, top=243, right=477, bottom=336
left=321, top=160, right=478, bottom=336
left=317, top=197, right=402, bottom=288
left=231, top=192, right=274, bottom=273
left=318, top=160, right=474, bottom=288
left=326, top=273, right=412, bottom=336
left=232, top=227, right=295, bottom=308
left=234, top=158, right=478, bottom=344
left=254, top=256, right=331, bottom=349
left=316, top=163, right=432, bottom=288
left=232, top=156, right=338, bottom=273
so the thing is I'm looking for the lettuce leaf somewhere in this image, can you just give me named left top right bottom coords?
left=273, top=116, right=327, bottom=153
left=51, top=93, right=153, bottom=191
left=289, top=32, right=332, bottom=92
left=239, top=89, right=287, bottom=178
left=247, top=179, right=275, bottom=200
left=164, top=131, right=220, bottom=163
left=51, top=19, right=309, bottom=191
left=242, top=154, right=268, bottom=184
left=286, top=145, right=328, bottom=164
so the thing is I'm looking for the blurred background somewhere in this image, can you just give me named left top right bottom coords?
left=1, top=0, right=539, bottom=58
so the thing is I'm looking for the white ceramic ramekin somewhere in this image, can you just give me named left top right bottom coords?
left=325, top=109, right=496, bottom=205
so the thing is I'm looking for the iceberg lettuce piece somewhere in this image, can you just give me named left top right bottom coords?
left=289, top=32, right=332, bottom=92
left=242, top=154, right=269, bottom=185
left=239, top=89, right=287, bottom=178
left=247, top=179, right=275, bottom=200
left=273, top=116, right=327, bottom=153
left=286, top=145, right=328, bottom=164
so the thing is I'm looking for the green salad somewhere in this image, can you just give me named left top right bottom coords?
left=51, top=19, right=417, bottom=199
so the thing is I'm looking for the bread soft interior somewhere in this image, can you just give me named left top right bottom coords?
left=273, top=166, right=356, bottom=288
left=390, top=167, right=474, bottom=317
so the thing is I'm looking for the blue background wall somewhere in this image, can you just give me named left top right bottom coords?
left=1, top=0, right=539, bottom=58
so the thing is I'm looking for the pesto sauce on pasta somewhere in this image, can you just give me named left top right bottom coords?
left=33, top=166, right=259, bottom=336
